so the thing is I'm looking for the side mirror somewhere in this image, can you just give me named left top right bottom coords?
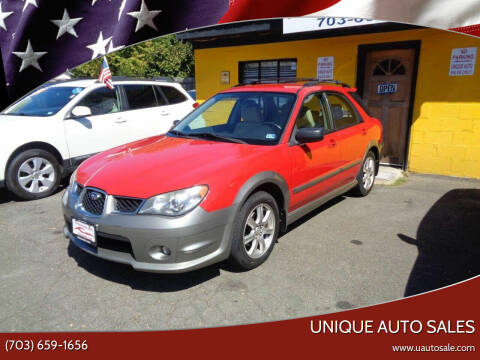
left=295, top=127, right=325, bottom=144
left=71, top=106, right=92, bottom=118
left=172, top=120, right=180, bottom=126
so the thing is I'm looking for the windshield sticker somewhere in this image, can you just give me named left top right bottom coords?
left=266, top=133, right=276, bottom=140
left=72, top=87, right=82, bottom=95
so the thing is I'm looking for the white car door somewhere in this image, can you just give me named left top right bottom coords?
left=63, top=86, right=129, bottom=159
left=121, top=84, right=176, bottom=141
left=156, top=84, right=196, bottom=123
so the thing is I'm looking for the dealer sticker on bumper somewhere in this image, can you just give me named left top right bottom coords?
left=72, top=218, right=96, bottom=246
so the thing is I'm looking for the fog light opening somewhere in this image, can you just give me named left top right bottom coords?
left=149, top=245, right=172, bottom=260
left=160, top=246, right=171, bottom=256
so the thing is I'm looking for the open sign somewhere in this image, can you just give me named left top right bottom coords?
left=377, top=83, right=398, bottom=94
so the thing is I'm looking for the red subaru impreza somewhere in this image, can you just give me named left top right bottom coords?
left=62, top=80, right=382, bottom=273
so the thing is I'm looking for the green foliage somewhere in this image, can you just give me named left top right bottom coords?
left=70, top=35, right=194, bottom=79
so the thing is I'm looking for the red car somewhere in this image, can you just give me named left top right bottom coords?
left=62, top=80, right=382, bottom=273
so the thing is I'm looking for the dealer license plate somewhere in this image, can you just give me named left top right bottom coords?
left=72, top=218, right=96, bottom=246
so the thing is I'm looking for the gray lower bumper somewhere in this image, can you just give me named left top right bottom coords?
left=62, top=188, right=238, bottom=273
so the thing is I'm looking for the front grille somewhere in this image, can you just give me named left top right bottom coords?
left=113, top=196, right=143, bottom=213
left=82, top=189, right=106, bottom=215
left=97, top=233, right=135, bottom=259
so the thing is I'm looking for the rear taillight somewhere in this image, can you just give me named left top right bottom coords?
left=193, top=102, right=199, bottom=109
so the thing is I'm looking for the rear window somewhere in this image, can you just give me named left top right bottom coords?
left=160, top=86, right=187, bottom=104
left=124, top=85, right=158, bottom=110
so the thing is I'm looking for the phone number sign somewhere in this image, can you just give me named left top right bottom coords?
left=449, top=47, right=477, bottom=76
left=283, top=17, right=384, bottom=34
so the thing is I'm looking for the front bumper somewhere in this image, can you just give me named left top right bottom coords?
left=62, top=186, right=238, bottom=273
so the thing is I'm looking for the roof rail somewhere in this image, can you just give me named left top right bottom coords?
left=234, top=77, right=318, bottom=86
left=303, top=79, right=351, bottom=88
left=234, top=78, right=351, bottom=88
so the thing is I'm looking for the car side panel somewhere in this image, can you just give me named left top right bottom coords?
left=0, top=116, right=70, bottom=182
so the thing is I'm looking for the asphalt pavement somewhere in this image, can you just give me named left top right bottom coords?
left=0, top=173, right=479, bottom=332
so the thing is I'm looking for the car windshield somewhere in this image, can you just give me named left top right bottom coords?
left=169, top=92, right=296, bottom=145
left=2, top=86, right=85, bottom=117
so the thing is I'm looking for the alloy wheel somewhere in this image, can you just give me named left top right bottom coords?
left=243, top=203, right=276, bottom=259
left=362, top=156, right=375, bottom=191
left=17, top=157, right=56, bottom=194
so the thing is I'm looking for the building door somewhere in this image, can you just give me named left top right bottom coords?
left=361, top=48, right=416, bottom=167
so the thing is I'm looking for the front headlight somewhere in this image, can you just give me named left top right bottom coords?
left=138, top=185, right=209, bottom=216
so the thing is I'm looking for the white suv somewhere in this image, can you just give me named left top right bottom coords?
left=0, top=79, right=197, bottom=200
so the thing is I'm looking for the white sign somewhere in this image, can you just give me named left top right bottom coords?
left=377, top=83, right=398, bottom=94
left=317, top=57, right=334, bottom=80
left=283, top=17, right=385, bottom=34
left=449, top=47, right=477, bottom=76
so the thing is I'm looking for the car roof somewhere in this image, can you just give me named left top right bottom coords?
left=47, top=78, right=183, bottom=89
left=221, top=82, right=356, bottom=94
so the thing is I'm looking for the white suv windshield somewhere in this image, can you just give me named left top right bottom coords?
left=3, top=86, right=85, bottom=117
left=170, top=92, right=296, bottom=145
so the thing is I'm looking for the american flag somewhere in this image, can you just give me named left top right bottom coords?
left=98, top=56, right=113, bottom=90
left=0, top=0, right=478, bottom=109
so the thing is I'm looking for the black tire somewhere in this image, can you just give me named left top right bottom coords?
left=228, top=191, right=280, bottom=271
left=350, top=150, right=376, bottom=197
left=6, top=149, right=62, bottom=200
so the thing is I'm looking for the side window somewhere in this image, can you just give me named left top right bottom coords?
left=124, top=85, right=158, bottom=110
left=295, top=93, right=330, bottom=130
left=160, top=86, right=187, bottom=104
left=76, top=87, right=121, bottom=116
left=327, top=93, right=359, bottom=129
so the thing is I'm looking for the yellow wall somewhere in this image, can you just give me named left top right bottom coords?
left=194, top=29, right=480, bottom=178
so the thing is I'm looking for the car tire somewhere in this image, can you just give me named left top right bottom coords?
left=351, top=150, right=376, bottom=197
left=228, top=191, right=280, bottom=271
left=6, top=149, right=62, bottom=200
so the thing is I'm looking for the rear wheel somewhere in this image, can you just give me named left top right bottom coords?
left=228, top=191, right=280, bottom=271
left=351, top=150, right=376, bottom=197
left=6, top=149, right=61, bottom=200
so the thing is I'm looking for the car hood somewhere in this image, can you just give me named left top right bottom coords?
left=0, top=114, right=46, bottom=126
left=77, top=135, right=274, bottom=200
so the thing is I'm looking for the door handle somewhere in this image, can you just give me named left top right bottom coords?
left=361, top=128, right=368, bottom=135
left=328, top=139, right=337, bottom=148
left=115, top=118, right=127, bottom=124
left=160, top=111, right=170, bottom=116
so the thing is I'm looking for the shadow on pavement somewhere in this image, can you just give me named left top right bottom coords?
left=0, top=179, right=67, bottom=205
left=67, top=242, right=221, bottom=292
left=399, top=189, right=480, bottom=297
left=283, top=196, right=346, bottom=234
left=0, top=189, right=15, bottom=205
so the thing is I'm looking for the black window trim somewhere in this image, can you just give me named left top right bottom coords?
left=324, top=91, right=363, bottom=133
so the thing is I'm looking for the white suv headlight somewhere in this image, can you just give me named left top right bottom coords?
left=138, top=185, right=209, bottom=216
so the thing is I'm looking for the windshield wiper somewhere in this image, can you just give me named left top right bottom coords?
left=188, top=132, right=247, bottom=144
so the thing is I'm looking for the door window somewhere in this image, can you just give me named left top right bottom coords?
left=159, top=86, right=187, bottom=104
left=124, top=85, right=158, bottom=110
left=326, top=94, right=359, bottom=130
left=76, top=87, right=121, bottom=116
left=295, top=93, right=330, bottom=130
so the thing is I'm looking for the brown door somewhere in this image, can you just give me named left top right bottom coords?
left=362, top=49, right=415, bottom=166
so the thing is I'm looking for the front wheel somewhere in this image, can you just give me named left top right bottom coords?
left=6, top=149, right=61, bottom=200
left=228, top=191, right=280, bottom=271
left=351, top=151, right=376, bottom=197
